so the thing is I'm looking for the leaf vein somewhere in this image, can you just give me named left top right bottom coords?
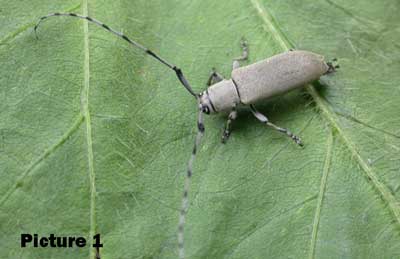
left=81, top=1, right=97, bottom=258
left=0, top=114, right=84, bottom=207
left=308, top=129, right=333, bottom=259
left=0, top=4, right=81, bottom=47
left=227, top=195, right=317, bottom=256
left=335, top=112, right=400, bottom=139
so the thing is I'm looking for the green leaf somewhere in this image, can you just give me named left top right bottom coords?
left=1, top=0, right=400, bottom=258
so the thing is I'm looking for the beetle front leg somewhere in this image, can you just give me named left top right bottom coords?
left=221, top=105, right=238, bottom=144
left=206, top=68, right=225, bottom=86
left=250, top=105, right=303, bottom=146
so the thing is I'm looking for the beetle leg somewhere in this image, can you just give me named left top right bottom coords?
left=325, top=58, right=340, bottom=74
left=221, top=105, right=238, bottom=144
left=250, top=105, right=303, bottom=147
left=206, top=68, right=225, bottom=86
left=233, top=38, right=249, bottom=69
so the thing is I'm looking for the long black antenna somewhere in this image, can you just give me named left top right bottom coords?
left=34, top=13, right=198, bottom=97
left=177, top=101, right=205, bottom=259
left=35, top=13, right=206, bottom=258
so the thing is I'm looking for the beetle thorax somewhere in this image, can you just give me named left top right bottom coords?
left=200, top=79, right=240, bottom=114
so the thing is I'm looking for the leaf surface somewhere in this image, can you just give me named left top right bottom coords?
left=1, top=0, right=400, bottom=258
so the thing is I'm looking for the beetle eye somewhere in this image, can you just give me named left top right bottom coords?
left=201, top=105, right=210, bottom=114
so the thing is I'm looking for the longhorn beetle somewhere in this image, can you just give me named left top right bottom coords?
left=34, top=12, right=338, bottom=259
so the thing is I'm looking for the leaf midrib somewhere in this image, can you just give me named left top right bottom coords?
left=81, top=1, right=97, bottom=258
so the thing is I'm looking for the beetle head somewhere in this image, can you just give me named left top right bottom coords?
left=199, top=91, right=216, bottom=114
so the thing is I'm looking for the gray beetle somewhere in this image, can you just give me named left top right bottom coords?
left=34, top=13, right=338, bottom=259
left=200, top=45, right=337, bottom=144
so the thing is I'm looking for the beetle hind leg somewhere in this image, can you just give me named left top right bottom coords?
left=250, top=105, right=303, bottom=147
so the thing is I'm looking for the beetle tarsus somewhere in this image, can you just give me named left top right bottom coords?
left=325, top=58, right=339, bottom=74
left=221, top=131, right=231, bottom=144
left=221, top=106, right=238, bottom=143
left=291, top=134, right=304, bottom=147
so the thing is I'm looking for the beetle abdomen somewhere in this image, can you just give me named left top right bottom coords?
left=231, top=50, right=329, bottom=104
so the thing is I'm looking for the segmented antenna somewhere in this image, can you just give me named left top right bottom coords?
left=35, top=12, right=205, bottom=258
left=34, top=13, right=198, bottom=97
left=178, top=102, right=204, bottom=259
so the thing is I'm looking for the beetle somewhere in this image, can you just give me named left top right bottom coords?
left=201, top=45, right=337, bottom=144
left=34, top=12, right=338, bottom=259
